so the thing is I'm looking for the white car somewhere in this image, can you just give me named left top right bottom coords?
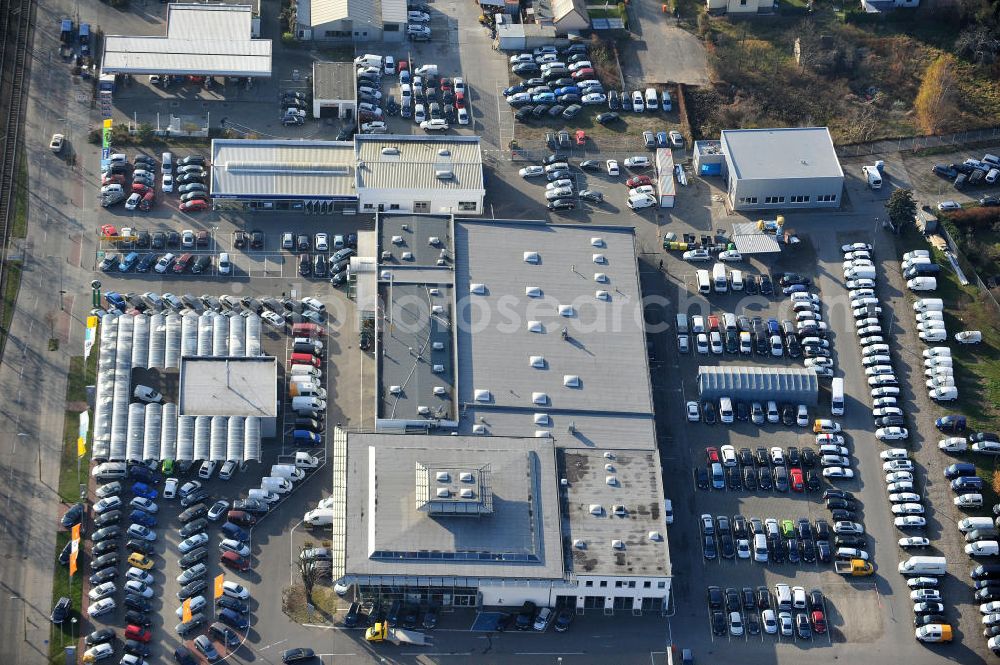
left=124, top=193, right=141, bottom=210
left=126, top=567, right=155, bottom=585
left=836, top=548, right=869, bottom=561
left=736, top=538, right=751, bottom=559
left=815, top=433, right=844, bottom=445
left=804, top=357, right=833, bottom=368
left=889, top=492, right=922, bottom=503
left=94, top=496, right=122, bottom=514
left=710, top=331, right=723, bottom=354
left=222, top=581, right=250, bottom=600
left=880, top=448, right=909, bottom=461
left=923, top=347, right=951, bottom=359
left=821, top=454, right=850, bottom=467
left=762, top=609, right=778, bottom=634
left=770, top=447, right=785, bottom=466
left=892, top=503, right=925, bottom=515
left=628, top=185, right=656, bottom=198
left=956, top=330, right=983, bottom=344
left=624, top=156, right=651, bottom=169
left=89, top=582, right=117, bottom=601
left=161, top=173, right=174, bottom=193
left=887, top=481, right=914, bottom=493
left=175, top=595, right=207, bottom=619
left=682, top=249, right=711, bottom=262
left=457, top=108, right=470, bottom=125
left=164, top=477, right=178, bottom=499
left=883, top=459, right=914, bottom=473
left=872, top=407, right=904, bottom=419
left=88, top=597, right=116, bottom=618
left=834, top=521, right=864, bottom=535
left=130, top=497, right=158, bottom=513
left=720, top=445, right=737, bottom=467
left=778, top=611, right=794, bottom=637
left=871, top=386, right=900, bottom=398
left=631, top=90, right=645, bottom=111
left=125, top=580, right=155, bottom=598
left=581, top=93, right=607, bottom=104
left=179, top=533, right=210, bottom=553
left=843, top=250, right=871, bottom=261
left=606, top=159, right=619, bottom=176
left=819, top=445, right=849, bottom=456
left=876, top=427, right=909, bottom=442
left=910, top=589, right=941, bottom=602
left=519, top=165, right=544, bottom=178
left=718, top=250, right=742, bottom=262
left=546, top=179, right=573, bottom=191
left=361, top=121, right=387, bottom=133
left=686, top=401, right=700, bottom=422
left=454, top=77, right=465, bottom=94
left=846, top=278, right=875, bottom=289
left=919, top=330, right=947, bottom=342
left=790, top=292, right=820, bottom=303
left=895, top=516, right=927, bottom=528
left=420, top=119, right=449, bottom=131
left=262, top=311, right=284, bottom=328
left=865, top=365, right=894, bottom=377
left=842, top=242, right=873, bottom=253
left=886, top=470, right=914, bottom=484
left=937, top=200, right=961, bottom=211
left=407, top=10, right=430, bottom=21
left=939, top=437, right=968, bottom=452
left=823, top=467, right=854, bottom=479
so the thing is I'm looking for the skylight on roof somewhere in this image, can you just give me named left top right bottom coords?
left=525, top=286, right=542, bottom=297
left=559, top=305, right=575, bottom=317
left=474, top=389, right=492, bottom=402
left=593, top=253, right=606, bottom=264
left=594, top=273, right=608, bottom=283
left=532, top=392, right=548, bottom=405
left=470, top=283, right=486, bottom=295
left=596, top=290, right=610, bottom=301
left=591, top=237, right=605, bottom=247
left=528, top=321, right=544, bottom=333
left=529, top=356, right=545, bottom=368
left=523, top=251, right=540, bottom=264
left=534, top=413, right=550, bottom=425
left=563, top=375, right=580, bottom=388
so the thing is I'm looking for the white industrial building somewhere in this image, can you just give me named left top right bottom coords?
left=534, top=0, right=590, bottom=33
left=312, top=62, right=356, bottom=120
left=706, top=0, right=775, bottom=13
left=294, top=0, right=406, bottom=42
left=101, top=4, right=271, bottom=78
left=324, top=217, right=671, bottom=614
left=718, top=127, right=844, bottom=212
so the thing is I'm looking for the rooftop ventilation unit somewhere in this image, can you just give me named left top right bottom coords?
left=595, top=290, right=610, bottom=301
left=472, top=424, right=486, bottom=434
left=389, top=385, right=402, bottom=395
left=648, top=531, right=663, bottom=541
left=534, top=413, right=550, bottom=425
left=613, top=504, right=626, bottom=517
left=381, top=251, right=392, bottom=260
left=392, top=235, right=404, bottom=245
left=523, top=251, right=540, bottom=264
left=433, top=386, right=447, bottom=396
left=429, top=237, right=441, bottom=246
left=559, top=305, right=575, bottom=317
left=436, top=488, right=450, bottom=498
left=438, top=148, right=451, bottom=156
left=606, top=475, right=618, bottom=486
left=532, top=392, right=548, bottom=405
left=439, top=249, right=447, bottom=259
left=381, top=147, right=400, bottom=155
left=604, top=451, right=615, bottom=460
left=563, top=375, right=580, bottom=387
left=432, top=364, right=445, bottom=373
left=436, top=471, right=450, bottom=482
left=460, top=488, right=474, bottom=498
left=612, top=540, right=625, bottom=550
left=604, top=463, right=614, bottom=472
left=573, top=539, right=586, bottom=549
left=474, top=389, right=492, bottom=402
left=591, top=237, right=605, bottom=247
left=460, top=472, right=474, bottom=482
left=380, top=270, right=392, bottom=280
left=528, top=321, right=544, bottom=333
left=432, top=342, right=445, bottom=350
left=401, top=224, right=409, bottom=231
left=529, top=356, right=545, bottom=368
left=436, top=259, right=446, bottom=266
left=470, top=283, right=486, bottom=295
left=429, top=288, right=440, bottom=296
left=401, top=251, right=414, bottom=260
left=589, top=504, right=603, bottom=516
left=594, top=273, right=608, bottom=283
left=435, top=169, right=454, bottom=180
left=417, top=406, right=431, bottom=415
left=432, top=305, right=445, bottom=315
left=593, top=254, right=607, bottom=264
left=535, top=430, right=551, bottom=438
left=525, top=286, right=542, bottom=297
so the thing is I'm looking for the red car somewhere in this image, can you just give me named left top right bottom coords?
left=790, top=468, right=804, bottom=492
left=575, top=130, right=586, bottom=145
left=626, top=176, right=652, bottom=188
left=172, top=253, right=193, bottom=273
left=571, top=68, right=595, bottom=80
left=102, top=174, right=125, bottom=186
left=707, top=315, right=720, bottom=331
left=705, top=447, right=720, bottom=464
left=226, top=510, right=256, bottom=526
left=180, top=199, right=208, bottom=212
left=290, top=352, right=320, bottom=368
left=131, top=183, right=151, bottom=194
left=292, top=323, right=327, bottom=337
left=220, top=551, right=252, bottom=571
left=455, top=92, right=465, bottom=109
left=397, top=60, right=408, bottom=73
left=440, top=78, right=452, bottom=92
left=125, top=624, right=152, bottom=642
left=811, top=610, right=826, bottom=633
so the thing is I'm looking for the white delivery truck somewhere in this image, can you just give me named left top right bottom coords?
left=862, top=164, right=883, bottom=189
left=712, top=263, right=728, bottom=293
left=913, top=298, right=944, bottom=312
left=898, top=556, right=947, bottom=576
left=276, top=451, right=321, bottom=469
left=248, top=488, right=279, bottom=504
left=270, top=464, right=306, bottom=481
left=261, top=476, right=293, bottom=494
left=304, top=507, right=335, bottom=527
left=830, top=377, right=845, bottom=416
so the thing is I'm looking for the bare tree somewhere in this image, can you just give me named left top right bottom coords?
left=297, top=557, right=320, bottom=603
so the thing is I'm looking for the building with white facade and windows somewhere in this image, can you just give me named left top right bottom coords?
left=312, top=62, right=356, bottom=119
left=294, top=0, right=405, bottom=42
left=706, top=0, right=775, bottom=14
left=719, top=127, right=844, bottom=212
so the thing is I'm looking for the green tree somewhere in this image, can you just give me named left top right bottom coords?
left=886, top=188, right=917, bottom=231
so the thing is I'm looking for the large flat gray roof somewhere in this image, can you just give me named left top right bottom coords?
left=562, top=448, right=671, bottom=578
left=178, top=356, right=277, bottom=417
left=343, top=432, right=564, bottom=581
left=380, top=214, right=454, bottom=268
left=721, top=127, right=844, bottom=181
left=453, top=221, right=655, bottom=447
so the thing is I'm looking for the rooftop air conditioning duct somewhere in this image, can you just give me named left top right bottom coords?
left=439, top=249, right=447, bottom=258
left=434, top=170, right=454, bottom=180
left=460, top=472, right=474, bottom=482
left=429, top=237, right=441, bottom=246
left=432, top=342, right=445, bottom=350
left=534, top=413, right=550, bottom=425
left=470, top=283, right=486, bottom=295
left=612, top=540, right=625, bottom=550
left=523, top=251, right=540, bottom=264
left=438, top=148, right=451, bottom=156
left=532, top=392, right=548, bottom=405
left=525, top=286, right=541, bottom=297
left=563, top=375, right=580, bottom=387
left=392, top=235, right=404, bottom=245
left=596, top=290, right=610, bottom=301
left=529, top=356, right=545, bottom=368
left=528, top=321, right=543, bottom=333
left=389, top=385, right=402, bottom=395
left=436, top=471, right=450, bottom=482
left=593, top=253, right=607, bottom=264
left=432, top=364, right=444, bottom=373
left=591, top=237, right=605, bottom=247
left=432, top=305, right=445, bottom=315
left=436, top=259, right=446, bottom=266
left=402, top=252, right=414, bottom=260
left=594, top=273, right=608, bottom=283
left=401, top=224, right=409, bottom=231
left=459, top=488, right=474, bottom=498
left=574, top=539, right=586, bottom=549
left=474, top=389, right=491, bottom=402
left=417, top=406, right=431, bottom=415
left=604, top=452, right=615, bottom=459
left=604, top=464, right=614, bottom=472
left=589, top=504, right=603, bottom=516
left=559, top=305, right=575, bottom=317
left=613, top=504, right=626, bottom=516
left=649, top=531, right=663, bottom=541
left=436, top=488, right=450, bottom=498
left=381, top=251, right=392, bottom=260
left=433, top=386, right=447, bottom=396
left=429, top=288, right=440, bottom=296
left=606, top=475, right=618, bottom=486
left=472, top=424, right=486, bottom=434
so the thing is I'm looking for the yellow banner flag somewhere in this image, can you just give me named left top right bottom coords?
left=86, top=315, right=98, bottom=329
left=182, top=598, right=192, bottom=622
left=103, top=118, right=112, bottom=129
left=77, top=437, right=86, bottom=458
left=214, top=573, right=225, bottom=599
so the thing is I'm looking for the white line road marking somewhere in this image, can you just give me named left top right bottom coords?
left=514, top=653, right=585, bottom=656
left=259, top=638, right=289, bottom=650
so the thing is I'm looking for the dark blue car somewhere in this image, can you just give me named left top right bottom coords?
left=118, top=251, right=140, bottom=272
left=218, top=608, right=249, bottom=630
left=935, top=415, right=967, bottom=433
left=221, top=522, right=250, bottom=542
left=656, top=131, right=669, bottom=148
left=131, top=482, right=158, bottom=500
left=129, top=465, right=161, bottom=484
left=554, top=86, right=580, bottom=97
left=105, top=292, right=127, bottom=311
left=129, top=509, right=157, bottom=528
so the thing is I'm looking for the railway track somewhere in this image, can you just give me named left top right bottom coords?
left=0, top=0, right=35, bottom=341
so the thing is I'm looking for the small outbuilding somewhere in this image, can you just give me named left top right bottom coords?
left=697, top=365, right=819, bottom=406
left=312, top=62, right=356, bottom=120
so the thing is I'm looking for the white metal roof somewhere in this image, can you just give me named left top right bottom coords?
left=356, top=135, right=484, bottom=193
left=211, top=139, right=357, bottom=199
left=102, top=4, right=272, bottom=77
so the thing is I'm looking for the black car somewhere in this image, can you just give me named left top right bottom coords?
left=595, top=112, right=620, bottom=125
left=542, top=153, right=568, bottom=165
left=757, top=586, right=771, bottom=609
left=707, top=585, right=724, bottom=609
left=742, top=467, right=757, bottom=490
left=778, top=273, right=811, bottom=287
left=827, top=498, right=856, bottom=510
left=553, top=608, right=573, bottom=632
left=233, top=498, right=268, bottom=513
left=124, top=610, right=152, bottom=627
left=759, top=275, right=774, bottom=295
left=834, top=535, right=867, bottom=549
left=806, top=470, right=821, bottom=492
left=787, top=446, right=801, bottom=467
left=92, top=540, right=118, bottom=557
left=796, top=518, right=813, bottom=540
left=85, top=628, right=116, bottom=646
left=816, top=540, right=831, bottom=562
left=124, top=595, right=152, bottom=612
left=877, top=415, right=906, bottom=428
left=754, top=447, right=769, bottom=467
left=720, top=532, right=735, bottom=559
left=745, top=276, right=759, bottom=295
left=343, top=602, right=361, bottom=628
left=95, top=509, right=121, bottom=528
left=548, top=199, right=575, bottom=211
left=725, top=466, right=741, bottom=491
left=796, top=612, right=812, bottom=639
left=823, top=490, right=854, bottom=501
left=190, top=255, right=211, bottom=274
left=126, top=539, right=155, bottom=555
left=178, top=155, right=206, bottom=167
left=181, top=489, right=210, bottom=508
left=401, top=604, right=419, bottom=629
left=815, top=519, right=831, bottom=540
left=50, top=597, right=71, bottom=624
left=516, top=601, right=537, bottom=630
left=89, top=567, right=117, bottom=585
left=786, top=539, right=800, bottom=564
left=801, top=448, right=817, bottom=468
left=831, top=509, right=856, bottom=521
left=747, top=612, right=761, bottom=635
left=579, top=190, right=604, bottom=203
left=702, top=402, right=717, bottom=424
left=773, top=466, right=789, bottom=492
left=178, top=578, right=208, bottom=600
left=579, top=160, right=600, bottom=171
left=216, top=595, right=250, bottom=614
left=124, top=639, right=151, bottom=657
left=178, top=503, right=208, bottom=523
left=736, top=447, right=753, bottom=467
left=91, top=553, right=118, bottom=571
left=711, top=611, right=727, bottom=636
left=732, top=516, right=749, bottom=539
left=736, top=402, right=749, bottom=422
left=179, top=547, right=208, bottom=568
left=758, top=467, right=772, bottom=490
left=781, top=405, right=796, bottom=426
left=725, top=588, right=740, bottom=612
left=695, top=467, right=710, bottom=490
left=801, top=539, right=816, bottom=563
left=769, top=536, right=785, bottom=563
left=703, top=535, right=717, bottom=559
left=209, top=622, right=241, bottom=648
left=181, top=518, right=210, bottom=538
left=136, top=253, right=157, bottom=273
left=914, top=614, right=948, bottom=627
left=741, top=587, right=755, bottom=609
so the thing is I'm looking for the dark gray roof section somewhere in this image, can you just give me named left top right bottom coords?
left=379, top=214, right=453, bottom=268
left=697, top=365, right=819, bottom=406
left=562, top=448, right=671, bottom=577
left=342, top=432, right=564, bottom=580
left=313, top=62, right=356, bottom=102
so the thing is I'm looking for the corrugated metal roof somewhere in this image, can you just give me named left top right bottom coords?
left=381, top=0, right=407, bottom=23
left=309, top=0, right=376, bottom=27
left=313, top=62, right=356, bottom=102
left=356, top=135, right=484, bottom=192
left=697, top=365, right=819, bottom=405
left=211, top=139, right=357, bottom=199
left=656, top=148, right=676, bottom=198
left=732, top=233, right=782, bottom=254
left=102, top=4, right=272, bottom=77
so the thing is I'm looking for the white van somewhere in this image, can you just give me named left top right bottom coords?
left=955, top=493, right=984, bottom=508
left=92, top=462, right=127, bottom=480
left=754, top=534, right=768, bottom=562
left=966, top=541, right=999, bottom=556
left=960, top=517, right=995, bottom=533
left=289, top=365, right=322, bottom=378
left=846, top=267, right=877, bottom=280
left=292, top=396, right=326, bottom=412
left=304, top=507, right=335, bottom=526
left=644, top=88, right=659, bottom=109
left=929, top=387, right=958, bottom=401
left=987, top=168, right=1000, bottom=184
left=627, top=193, right=656, bottom=210
left=696, top=269, right=711, bottom=294
left=354, top=53, right=383, bottom=67
left=676, top=313, right=689, bottom=335
left=712, top=263, right=728, bottom=293
left=903, top=249, right=930, bottom=261
left=903, top=256, right=933, bottom=270
left=830, top=377, right=845, bottom=416
left=161, top=151, right=173, bottom=175
left=898, top=556, right=947, bottom=576
left=290, top=382, right=327, bottom=400
left=907, top=277, right=937, bottom=292
left=730, top=269, right=744, bottom=291
left=913, top=298, right=944, bottom=312
left=718, top=397, right=734, bottom=423
left=775, top=584, right=792, bottom=610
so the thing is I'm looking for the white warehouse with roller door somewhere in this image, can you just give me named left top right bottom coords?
left=91, top=311, right=277, bottom=467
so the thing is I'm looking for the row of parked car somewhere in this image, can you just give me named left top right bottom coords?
left=696, top=438, right=855, bottom=493
left=932, top=151, right=1000, bottom=190
left=100, top=153, right=209, bottom=212
left=706, top=584, right=828, bottom=640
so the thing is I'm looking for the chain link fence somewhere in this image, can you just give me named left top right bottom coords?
left=836, top=126, right=1000, bottom=158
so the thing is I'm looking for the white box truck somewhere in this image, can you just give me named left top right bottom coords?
left=898, top=556, right=947, bottom=576
left=277, top=451, right=320, bottom=469
left=271, top=464, right=306, bottom=481
left=261, top=476, right=293, bottom=494
left=712, top=263, right=728, bottom=293
left=862, top=164, right=882, bottom=189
